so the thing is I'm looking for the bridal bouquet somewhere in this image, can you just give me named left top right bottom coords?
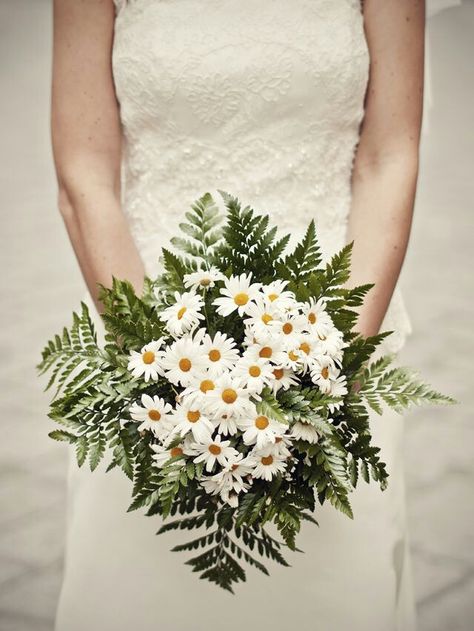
left=38, top=192, right=453, bottom=592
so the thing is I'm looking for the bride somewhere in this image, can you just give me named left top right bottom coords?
left=50, top=1, right=424, bottom=629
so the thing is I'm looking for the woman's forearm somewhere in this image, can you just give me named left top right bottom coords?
left=346, top=152, right=419, bottom=338
left=58, top=183, right=145, bottom=313
left=51, top=0, right=141, bottom=314
left=345, top=0, right=424, bottom=340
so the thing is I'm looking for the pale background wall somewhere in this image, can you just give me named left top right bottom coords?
left=0, top=1, right=473, bottom=629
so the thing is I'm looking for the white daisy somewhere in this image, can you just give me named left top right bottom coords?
left=327, top=376, right=348, bottom=410
left=243, top=298, right=280, bottom=339
left=213, top=273, right=261, bottom=316
left=302, top=298, right=334, bottom=337
left=183, top=266, right=225, bottom=290
left=192, top=434, right=239, bottom=472
left=243, top=332, right=284, bottom=363
left=239, top=413, right=283, bottom=450
left=161, top=336, right=208, bottom=386
left=170, top=400, right=214, bottom=443
left=211, top=413, right=240, bottom=436
left=205, top=373, right=256, bottom=419
left=201, top=471, right=234, bottom=500
left=222, top=452, right=255, bottom=481
left=310, top=356, right=339, bottom=393
left=203, top=455, right=254, bottom=506
left=201, top=331, right=240, bottom=375
left=317, top=328, right=347, bottom=362
left=129, top=394, right=173, bottom=438
left=267, top=433, right=294, bottom=458
left=151, top=436, right=194, bottom=468
left=260, top=280, right=297, bottom=312
left=219, top=487, right=243, bottom=508
left=270, top=311, right=306, bottom=349
left=290, top=421, right=320, bottom=444
left=127, top=339, right=165, bottom=382
left=201, top=469, right=249, bottom=508
left=248, top=449, right=287, bottom=481
left=233, top=355, right=274, bottom=393
left=180, top=370, right=219, bottom=406
left=295, top=334, right=321, bottom=370
left=273, top=346, right=304, bottom=371
left=270, top=366, right=300, bottom=394
left=160, top=291, right=205, bottom=337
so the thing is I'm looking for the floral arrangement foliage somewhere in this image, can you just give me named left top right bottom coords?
left=38, top=192, right=454, bottom=592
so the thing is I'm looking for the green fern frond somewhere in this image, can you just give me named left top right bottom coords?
left=256, top=389, right=288, bottom=424
left=37, top=302, right=105, bottom=398
left=170, top=192, right=223, bottom=264
left=110, top=424, right=135, bottom=479
left=307, top=439, right=353, bottom=518
left=99, top=278, right=165, bottom=349
left=361, top=366, right=457, bottom=413
left=343, top=283, right=374, bottom=308
left=317, top=242, right=353, bottom=296
left=277, top=219, right=322, bottom=284
left=343, top=331, right=393, bottom=375
left=279, top=386, right=343, bottom=418
left=215, top=191, right=288, bottom=281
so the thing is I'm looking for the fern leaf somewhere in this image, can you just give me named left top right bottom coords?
left=277, top=220, right=322, bottom=282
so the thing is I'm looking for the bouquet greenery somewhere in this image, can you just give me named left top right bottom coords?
left=38, top=191, right=454, bottom=592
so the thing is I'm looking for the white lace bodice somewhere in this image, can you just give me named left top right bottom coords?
left=111, top=0, right=412, bottom=353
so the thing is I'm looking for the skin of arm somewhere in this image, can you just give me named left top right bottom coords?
left=347, top=0, right=425, bottom=339
left=51, top=0, right=144, bottom=313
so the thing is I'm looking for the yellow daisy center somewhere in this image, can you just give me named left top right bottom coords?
left=268, top=293, right=279, bottom=302
left=273, top=368, right=284, bottom=380
left=249, top=365, right=261, bottom=378
left=259, top=346, right=272, bottom=358
left=179, top=357, right=192, bottom=372
left=170, top=447, right=183, bottom=458
left=209, top=349, right=221, bottom=362
left=222, top=388, right=237, bottom=404
left=261, top=313, right=272, bottom=324
left=282, top=322, right=293, bottom=335
left=209, top=444, right=222, bottom=455
left=234, top=292, right=249, bottom=306
left=321, top=366, right=329, bottom=379
left=200, top=379, right=215, bottom=393
left=308, top=312, right=317, bottom=324
left=142, top=351, right=155, bottom=364
left=255, top=415, right=269, bottom=430
left=177, top=306, right=187, bottom=320
left=318, top=333, right=327, bottom=341
left=148, top=409, right=161, bottom=421
left=200, top=277, right=211, bottom=287
left=261, top=455, right=273, bottom=466
left=187, top=410, right=200, bottom=423
left=288, top=350, right=299, bottom=362
left=299, top=342, right=311, bottom=355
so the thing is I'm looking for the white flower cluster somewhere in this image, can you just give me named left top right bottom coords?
left=127, top=271, right=348, bottom=507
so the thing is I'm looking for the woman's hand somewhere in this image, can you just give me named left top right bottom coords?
left=51, top=0, right=145, bottom=313
left=346, top=0, right=425, bottom=338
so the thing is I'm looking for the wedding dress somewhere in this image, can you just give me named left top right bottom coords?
left=54, top=1, right=417, bottom=629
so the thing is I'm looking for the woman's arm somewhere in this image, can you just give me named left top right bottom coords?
left=51, top=0, right=145, bottom=313
left=347, top=0, right=425, bottom=338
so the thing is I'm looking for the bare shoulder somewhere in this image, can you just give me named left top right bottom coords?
left=359, top=0, right=425, bottom=160
left=51, top=0, right=121, bottom=191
